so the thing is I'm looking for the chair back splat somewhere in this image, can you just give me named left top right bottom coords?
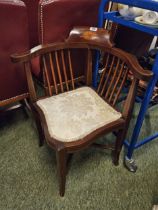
left=97, top=53, right=129, bottom=106
left=40, top=45, right=92, bottom=97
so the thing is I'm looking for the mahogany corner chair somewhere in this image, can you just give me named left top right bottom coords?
left=11, top=35, right=152, bottom=196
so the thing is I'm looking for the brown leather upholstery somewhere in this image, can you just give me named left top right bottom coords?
left=39, top=0, right=100, bottom=44
left=67, top=27, right=114, bottom=47
left=0, top=0, right=29, bottom=106
left=31, top=0, right=100, bottom=78
left=22, top=0, right=40, bottom=48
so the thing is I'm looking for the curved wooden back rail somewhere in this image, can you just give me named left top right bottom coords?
left=11, top=40, right=152, bottom=103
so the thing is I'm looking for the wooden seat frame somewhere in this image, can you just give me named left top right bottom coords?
left=11, top=40, right=152, bottom=196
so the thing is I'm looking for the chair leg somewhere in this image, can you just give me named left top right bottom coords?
left=56, top=148, right=67, bottom=197
left=30, top=106, right=45, bottom=147
left=20, top=99, right=29, bottom=118
left=113, top=129, right=126, bottom=166
left=34, top=112, right=45, bottom=147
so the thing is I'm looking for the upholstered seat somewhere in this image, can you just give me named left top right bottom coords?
left=37, top=87, right=122, bottom=142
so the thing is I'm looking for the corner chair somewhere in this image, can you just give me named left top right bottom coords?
left=11, top=38, right=152, bottom=196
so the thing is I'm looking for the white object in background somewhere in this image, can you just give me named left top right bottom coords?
left=135, top=16, right=158, bottom=27
left=149, top=36, right=158, bottom=51
left=142, top=10, right=158, bottom=24
left=152, top=205, right=158, bottom=210
left=105, top=1, right=113, bottom=29
left=118, top=4, right=144, bottom=20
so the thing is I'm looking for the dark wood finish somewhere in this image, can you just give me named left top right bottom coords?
left=11, top=38, right=153, bottom=196
left=0, top=93, right=29, bottom=107
left=31, top=104, right=45, bottom=147
left=56, top=148, right=67, bottom=197
left=92, top=143, right=115, bottom=150
left=97, top=54, right=129, bottom=106
left=0, top=101, right=27, bottom=115
left=24, top=62, right=37, bottom=102
left=61, top=50, right=69, bottom=91
left=66, top=26, right=114, bottom=47
left=0, top=99, right=30, bottom=120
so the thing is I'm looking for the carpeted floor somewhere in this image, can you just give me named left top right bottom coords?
left=0, top=103, right=158, bottom=210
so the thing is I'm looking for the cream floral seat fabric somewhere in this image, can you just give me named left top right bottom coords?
left=36, top=87, right=122, bottom=142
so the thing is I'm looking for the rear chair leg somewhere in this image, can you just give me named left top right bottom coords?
left=34, top=114, right=45, bottom=147
left=113, top=129, right=126, bottom=166
left=20, top=99, right=29, bottom=118
left=31, top=106, right=45, bottom=147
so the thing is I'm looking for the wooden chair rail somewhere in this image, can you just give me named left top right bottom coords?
left=11, top=41, right=153, bottom=82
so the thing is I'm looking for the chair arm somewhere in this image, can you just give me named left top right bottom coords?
left=123, top=51, right=153, bottom=82
left=11, top=45, right=43, bottom=63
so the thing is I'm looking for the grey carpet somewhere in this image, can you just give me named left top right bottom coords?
left=0, top=103, right=158, bottom=210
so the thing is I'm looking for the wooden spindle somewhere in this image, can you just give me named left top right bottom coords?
left=55, top=51, right=64, bottom=93
left=86, top=49, right=92, bottom=86
left=68, top=50, right=75, bottom=89
left=61, top=50, right=69, bottom=91
left=105, top=57, right=120, bottom=101
left=49, top=53, right=58, bottom=94
left=112, top=67, right=128, bottom=106
left=43, top=56, right=52, bottom=96
left=100, top=55, right=115, bottom=96
left=109, top=61, right=125, bottom=103
left=97, top=53, right=110, bottom=93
